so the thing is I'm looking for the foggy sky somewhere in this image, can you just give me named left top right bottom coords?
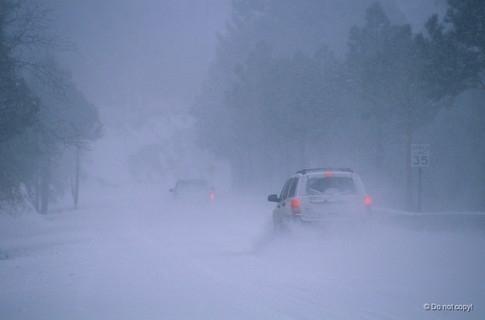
left=54, top=0, right=444, bottom=115
left=54, top=0, right=231, bottom=112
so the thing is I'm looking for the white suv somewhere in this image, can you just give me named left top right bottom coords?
left=268, top=168, right=372, bottom=228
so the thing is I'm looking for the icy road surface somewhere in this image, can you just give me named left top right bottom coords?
left=1, top=185, right=484, bottom=320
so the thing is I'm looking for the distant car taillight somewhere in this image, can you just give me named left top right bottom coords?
left=364, top=196, right=373, bottom=206
left=291, top=198, right=301, bottom=214
left=209, top=192, right=215, bottom=201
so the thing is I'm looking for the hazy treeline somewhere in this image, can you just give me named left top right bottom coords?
left=0, top=0, right=101, bottom=213
left=193, top=0, right=485, bottom=210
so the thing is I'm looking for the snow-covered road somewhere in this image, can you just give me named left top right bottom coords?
left=1, top=185, right=484, bottom=319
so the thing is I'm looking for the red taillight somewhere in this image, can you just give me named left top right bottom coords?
left=325, top=172, right=334, bottom=177
left=291, top=198, right=301, bottom=214
left=364, top=196, right=373, bottom=206
left=210, top=192, right=215, bottom=201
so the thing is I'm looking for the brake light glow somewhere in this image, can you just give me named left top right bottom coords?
left=364, top=196, right=373, bottom=206
left=325, top=172, right=334, bottom=177
left=291, top=198, right=301, bottom=214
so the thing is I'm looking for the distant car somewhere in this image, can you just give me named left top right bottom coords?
left=169, top=179, right=215, bottom=202
left=268, top=168, right=372, bottom=229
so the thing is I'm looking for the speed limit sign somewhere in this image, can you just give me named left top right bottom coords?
left=411, top=144, right=430, bottom=167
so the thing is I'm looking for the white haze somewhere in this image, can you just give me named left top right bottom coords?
left=51, top=0, right=447, bottom=188
left=52, top=0, right=444, bottom=109
left=2, top=0, right=483, bottom=319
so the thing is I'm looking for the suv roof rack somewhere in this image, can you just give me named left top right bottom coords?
left=296, top=168, right=354, bottom=175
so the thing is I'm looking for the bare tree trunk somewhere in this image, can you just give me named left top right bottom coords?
left=34, top=175, right=40, bottom=212
left=72, top=146, right=80, bottom=209
left=405, top=125, right=413, bottom=211
left=40, top=153, right=50, bottom=214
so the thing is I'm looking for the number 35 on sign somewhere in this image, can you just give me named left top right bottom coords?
left=411, top=144, right=430, bottom=167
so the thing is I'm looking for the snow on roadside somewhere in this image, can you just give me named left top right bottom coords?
left=0, top=206, right=47, bottom=260
left=1, top=185, right=484, bottom=320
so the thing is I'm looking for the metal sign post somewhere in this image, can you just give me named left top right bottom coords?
left=418, top=167, right=422, bottom=212
left=411, top=144, right=430, bottom=212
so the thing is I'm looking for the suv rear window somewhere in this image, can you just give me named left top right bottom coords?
left=305, top=177, right=356, bottom=195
